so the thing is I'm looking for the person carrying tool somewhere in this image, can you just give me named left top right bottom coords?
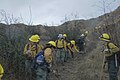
left=55, top=34, right=67, bottom=65
left=67, top=40, right=79, bottom=58
left=33, top=41, right=56, bottom=80
left=0, top=64, right=4, bottom=80
left=99, top=33, right=120, bottom=80
left=23, top=35, right=43, bottom=80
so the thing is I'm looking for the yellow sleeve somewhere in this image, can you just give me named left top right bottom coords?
left=67, top=43, right=73, bottom=52
left=74, top=45, right=79, bottom=53
left=0, top=64, right=4, bottom=78
left=38, top=44, right=43, bottom=52
left=23, top=44, right=28, bottom=55
left=109, top=43, right=119, bottom=53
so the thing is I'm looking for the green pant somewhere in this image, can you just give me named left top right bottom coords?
left=25, top=60, right=33, bottom=74
left=56, top=49, right=65, bottom=63
left=108, top=60, right=119, bottom=80
left=36, top=66, right=47, bottom=80
left=25, top=60, right=33, bottom=80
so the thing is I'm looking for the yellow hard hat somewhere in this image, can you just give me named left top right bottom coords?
left=99, top=33, right=110, bottom=41
left=70, top=40, right=75, bottom=45
left=34, top=34, right=40, bottom=40
left=48, top=41, right=56, bottom=47
left=29, top=35, right=39, bottom=42
left=63, top=34, right=67, bottom=37
left=0, top=64, right=4, bottom=78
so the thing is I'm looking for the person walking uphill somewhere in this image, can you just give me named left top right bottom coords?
left=0, top=64, right=4, bottom=80
left=33, top=41, right=56, bottom=80
left=55, top=34, right=67, bottom=65
left=77, top=31, right=89, bottom=54
left=23, top=35, right=43, bottom=80
left=67, top=40, right=79, bottom=58
left=99, top=33, right=120, bottom=80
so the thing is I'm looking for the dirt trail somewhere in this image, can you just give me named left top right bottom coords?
left=48, top=41, right=104, bottom=80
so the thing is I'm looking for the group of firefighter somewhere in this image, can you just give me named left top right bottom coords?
left=23, top=31, right=88, bottom=80
left=0, top=31, right=120, bottom=80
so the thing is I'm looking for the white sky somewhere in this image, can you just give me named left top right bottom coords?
left=0, top=0, right=120, bottom=26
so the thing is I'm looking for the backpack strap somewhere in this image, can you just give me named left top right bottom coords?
left=107, top=42, right=110, bottom=49
left=62, top=39, right=65, bottom=46
left=27, top=43, right=30, bottom=50
left=56, top=40, right=58, bottom=48
left=35, top=44, right=38, bottom=54
left=56, top=39, right=64, bottom=48
left=27, top=43, right=38, bottom=54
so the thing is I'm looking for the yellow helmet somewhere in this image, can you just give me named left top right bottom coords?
left=34, top=34, right=40, bottom=40
left=70, top=40, right=75, bottom=45
left=48, top=41, right=56, bottom=47
left=63, top=34, right=67, bottom=37
left=29, top=35, right=39, bottom=42
left=99, top=33, right=110, bottom=41
left=0, top=64, right=4, bottom=78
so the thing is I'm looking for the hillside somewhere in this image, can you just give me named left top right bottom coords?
left=0, top=6, right=120, bottom=80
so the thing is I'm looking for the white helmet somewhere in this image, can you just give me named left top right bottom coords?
left=58, top=34, right=63, bottom=38
left=81, top=34, right=85, bottom=37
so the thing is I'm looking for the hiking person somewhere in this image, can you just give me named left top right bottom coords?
left=63, top=34, right=69, bottom=61
left=23, top=35, right=43, bottom=80
left=55, top=34, right=67, bottom=65
left=77, top=34, right=85, bottom=54
left=77, top=31, right=89, bottom=54
left=33, top=41, right=56, bottom=80
left=99, top=33, right=120, bottom=80
left=67, top=40, right=79, bottom=58
left=0, top=64, right=4, bottom=80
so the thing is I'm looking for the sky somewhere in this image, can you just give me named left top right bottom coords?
left=0, top=0, right=119, bottom=26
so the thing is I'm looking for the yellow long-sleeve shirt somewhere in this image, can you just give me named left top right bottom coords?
left=104, top=42, right=119, bottom=57
left=67, top=43, right=79, bottom=53
left=24, top=43, right=43, bottom=59
left=55, top=39, right=67, bottom=50
left=0, top=64, right=4, bottom=79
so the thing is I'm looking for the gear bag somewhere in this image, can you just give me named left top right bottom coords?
left=34, top=51, right=45, bottom=65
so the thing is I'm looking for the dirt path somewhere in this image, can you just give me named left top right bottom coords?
left=48, top=41, right=101, bottom=80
